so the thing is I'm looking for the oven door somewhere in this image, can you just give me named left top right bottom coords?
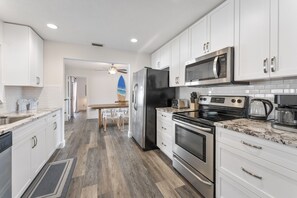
left=173, top=119, right=214, bottom=181
left=185, top=47, right=233, bottom=86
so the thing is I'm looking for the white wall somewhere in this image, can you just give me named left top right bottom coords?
left=75, top=77, right=87, bottom=112
left=23, top=40, right=150, bottom=138
left=65, top=67, right=129, bottom=119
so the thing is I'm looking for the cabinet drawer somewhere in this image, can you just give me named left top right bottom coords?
left=157, top=132, right=173, bottom=159
left=47, top=110, right=60, bottom=122
left=217, top=142, right=297, bottom=198
left=157, top=120, right=173, bottom=137
left=216, top=127, right=297, bottom=173
left=157, top=112, right=172, bottom=123
left=216, top=171, right=260, bottom=198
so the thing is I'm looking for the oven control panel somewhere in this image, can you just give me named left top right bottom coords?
left=199, top=96, right=247, bottom=108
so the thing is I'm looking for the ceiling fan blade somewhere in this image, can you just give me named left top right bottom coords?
left=117, top=69, right=127, bottom=74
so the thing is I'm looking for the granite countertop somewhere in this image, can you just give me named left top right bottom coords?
left=156, top=107, right=194, bottom=113
left=215, top=118, right=297, bottom=148
left=0, top=108, right=62, bottom=135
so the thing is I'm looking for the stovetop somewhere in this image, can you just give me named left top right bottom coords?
left=173, top=110, right=243, bottom=126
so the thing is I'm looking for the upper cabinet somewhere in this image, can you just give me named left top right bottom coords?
left=189, top=0, right=235, bottom=59
left=235, top=0, right=297, bottom=81
left=3, top=23, right=43, bottom=87
left=151, top=43, right=171, bottom=70
left=170, top=29, right=189, bottom=87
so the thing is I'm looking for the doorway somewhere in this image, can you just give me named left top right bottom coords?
left=65, top=76, right=87, bottom=121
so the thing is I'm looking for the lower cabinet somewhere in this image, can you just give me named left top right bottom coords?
left=216, top=127, right=297, bottom=198
left=156, top=111, right=173, bottom=159
left=12, top=109, right=62, bottom=198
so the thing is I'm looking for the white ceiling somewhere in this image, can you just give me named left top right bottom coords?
left=64, top=59, right=128, bottom=71
left=0, top=0, right=224, bottom=53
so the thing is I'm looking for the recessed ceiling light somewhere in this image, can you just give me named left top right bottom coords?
left=130, top=38, right=138, bottom=43
left=47, top=23, right=58, bottom=29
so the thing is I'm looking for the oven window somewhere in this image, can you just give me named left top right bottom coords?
left=175, top=125, right=206, bottom=162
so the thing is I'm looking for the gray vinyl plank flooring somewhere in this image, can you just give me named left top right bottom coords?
left=50, top=112, right=202, bottom=198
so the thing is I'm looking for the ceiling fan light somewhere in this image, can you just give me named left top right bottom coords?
left=108, top=66, right=117, bottom=74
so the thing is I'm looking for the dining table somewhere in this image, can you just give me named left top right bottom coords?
left=88, top=103, right=129, bottom=128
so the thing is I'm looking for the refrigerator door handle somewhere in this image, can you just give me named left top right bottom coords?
left=133, top=84, right=138, bottom=111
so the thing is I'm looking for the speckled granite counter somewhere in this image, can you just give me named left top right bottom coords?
left=0, top=108, right=62, bottom=135
left=156, top=107, right=194, bottom=113
left=215, top=118, right=297, bottom=148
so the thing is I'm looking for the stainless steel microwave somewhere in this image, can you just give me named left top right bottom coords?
left=185, top=47, right=235, bottom=86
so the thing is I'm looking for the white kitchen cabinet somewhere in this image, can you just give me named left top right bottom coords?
left=151, top=50, right=160, bottom=69
left=216, top=127, right=297, bottom=198
left=46, top=111, right=61, bottom=158
left=3, top=23, right=43, bottom=87
left=208, top=0, right=234, bottom=53
left=159, top=43, right=171, bottom=69
left=189, top=17, right=208, bottom=59
left=189, top=0, right=234, bottom=59
left=269, top=0, right=297, bottom=78
left=156, top=111, right=173, bottom=159
left=235, top=0, right=271, bottom=81
left=12, top=135, right=32, bottom=198
left=12, top=110, right=62, bottom=197
left=170, top=29, right=189, bottom=87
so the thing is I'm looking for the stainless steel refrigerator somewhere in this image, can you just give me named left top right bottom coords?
left=131, top=68, right=175, bottom=150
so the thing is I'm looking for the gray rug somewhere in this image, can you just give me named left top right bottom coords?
left=22, top=158, right=76, bottom=198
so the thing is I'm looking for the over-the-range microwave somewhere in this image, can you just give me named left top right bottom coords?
left=185, top=47, right=247, bottom=86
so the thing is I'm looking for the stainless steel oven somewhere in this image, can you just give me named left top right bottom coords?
left=185, top=47, right=234, bottom=86
left=173, top=118, right=214, bottom=198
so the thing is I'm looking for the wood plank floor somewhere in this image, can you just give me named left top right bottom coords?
left=51, top=113, right=202, bottom=198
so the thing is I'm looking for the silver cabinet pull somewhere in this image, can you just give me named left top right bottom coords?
left=35, top=136, right=38, bottom=147
left=241, top=167, right=262, bottom=180
left=36, top=77, right=40, bottom=85
left=263, top=58, right=268, bottom=73
left=206, top=42, right=210, bottom=52
left=162, top=126, right=167, bottom=130
left=32, top=136, right=36, bottom=148
left=52, top=114, right=57, bottom=118
left=203, top=43, right=206, bottom=53
left=162, top=142, right=167, bottom=147
left=270, top=56, right=276, bottom=72
left=53, top=122, right=57, bottom=130
left=241, top=141, right=262, bottom=150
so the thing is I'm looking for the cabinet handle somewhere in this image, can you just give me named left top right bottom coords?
left=52, top=114, right=57, bottom=118
left=241, top=141, right=262, bottom=150
left=162, top=126, right=167, bottom=130
left=241, top=167, right=262, bottom=180
left=203, top=43, right=206, bottom=53
left=263, top=58, right=268, bottom=73
left=36, top=77, right=40, bottom=85
left=32, top=136, right=36, bottom=148
left=270, top=56, right=276, bottom=72
left=53, top=122, right=57, bottom=130
left=162, top=142, right=166, bottom=147
left=35, top=136, right=38, bottom=147
left=206, top=42, right=210, bottom=52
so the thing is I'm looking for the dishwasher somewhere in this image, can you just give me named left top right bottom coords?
left=0, top=132, right=12, bottom=198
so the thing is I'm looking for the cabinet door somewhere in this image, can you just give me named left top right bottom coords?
left=151, top=50, right=160, bottom=69
left=160, top=43, right=171, bottom=69
left=3, top=23, right=30, bottom=85
left=179, top=29, right=189, bottom=86
left=170, top=37, right=180, bottom=87
left=189, top=17, right=208, bottom=59
left=208, top=0, right=235, bottom=52
left=29, top=29, right=43, bottom=87
left=235, top=0, right=270, bottom=81
left=270, top=0, right=297, bottom=78
left=31, top=129, right=46, bottom=178
left=46, top=121, right=57, bottom=158
left=12, top=137, right=32, bottom=198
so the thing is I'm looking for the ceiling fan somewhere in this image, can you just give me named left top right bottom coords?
left=108, top=64, right=127, bottom=74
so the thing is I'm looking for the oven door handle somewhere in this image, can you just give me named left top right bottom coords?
left=173, top=156, right=212, bottom=186
left=213, top=56, right=219, bottom=79
left=173, top=119, right=212, bottom=132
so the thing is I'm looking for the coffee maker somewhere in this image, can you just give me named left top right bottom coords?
left=272, top=95, right=297, bottom=132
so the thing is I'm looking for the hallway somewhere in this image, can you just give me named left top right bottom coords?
left=51, top=113, right=201, bottom=198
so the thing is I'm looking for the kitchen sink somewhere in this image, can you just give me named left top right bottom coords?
left=0, top=115, right=33, bottom=125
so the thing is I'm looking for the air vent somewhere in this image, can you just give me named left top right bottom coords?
left=92, top=43, right=103, bottom=47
